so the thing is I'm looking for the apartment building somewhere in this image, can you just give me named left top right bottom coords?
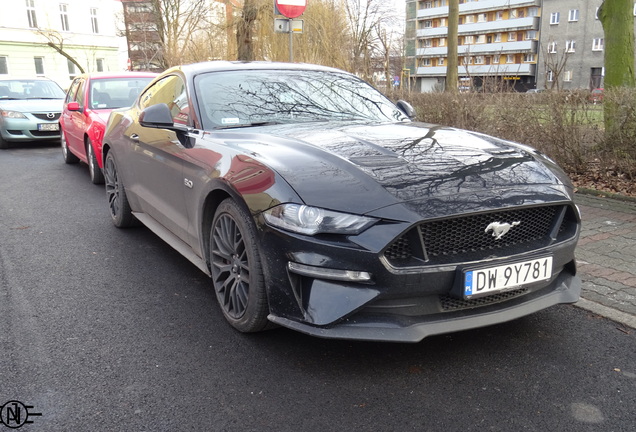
left=0, top=0, right=126, bottom=88
left=406, top=0, right=542, bottom=92
left=538, top=0, right=608, bottom=90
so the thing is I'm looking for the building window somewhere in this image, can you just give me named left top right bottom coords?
left=476, top=35, right=486, bottom=44
left=564, top=70, right=573, bottom=81
left=68, top=59, right=77, bottom=80
left=548, top=41, right=557, bottom=53
left=422, top=39, right=433, bottom=48
left=566, top=40, right=576, bottom=53
left=0, top=56, right=8, bottom=75
left=440, top=18, right=447, bottom=27
left=494, top=33, right=502, bottom=42
left=523, top=54, right=535, bottom=63
left=26, top=0, right=38, bottom=28
left=439, top=57, right=445, bottom=66
left=506, top=54, right=514, bottom=63
left=424, top=20, right=432, bottom=28
left=421, top=58, right=431, bottom=67
left=528, top=7, right=539, bottom=17
left=496, top=11, right=503, bottom=20
left=474, top=56, right=485, bottom=64
left=592, top=38, right=604, bottom=51
left=464, top=35, right=474, bottom=45
left=568, top=9, right=579, bottom=22
left=477, top=13, right=487, bottom=23
left=550, top=12, right=560, bottom=25
left=547, top=70, right=554, bottom=82
left=60, top=4, right=70, bottom=31
left=34, top=57, right=44, bottom=75
left=424, top=1, right=433, bottom=8
left=439, top=38, right=446, bottom=46
left=508, top=32, right=517, bottom=42
left=493, top=55, right=501, bottom=63
left=96, top=58, right=104, bottom=72
left=526, top=31, right=537, bottom=40
left=90, top=8, right=99, bottom=34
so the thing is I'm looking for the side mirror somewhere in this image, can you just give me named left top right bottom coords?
left=67, top=101, right=81, bottom=112
left=396, top=100, right=416, bottom=120
left=139, top=103, right=175, bottom=129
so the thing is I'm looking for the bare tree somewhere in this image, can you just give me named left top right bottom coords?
left=540, top=41, right=569, bottom=91
left=150, top=0, right=212, bottom=68
left=36, top=30, right=85, bottom=73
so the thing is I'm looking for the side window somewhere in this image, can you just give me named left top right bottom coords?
left=139, top=75, right=189, bottom=125
left=65, top=79, right=80, bottom=104
left=74, top=79, right=86, bottom=108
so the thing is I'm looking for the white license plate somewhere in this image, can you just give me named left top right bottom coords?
left=464, top=257, right=553, bottom=298
left=38, top=123, right=59, bottom=131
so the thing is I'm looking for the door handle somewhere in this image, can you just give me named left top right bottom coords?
left=129, top=133, right=139, bottom=142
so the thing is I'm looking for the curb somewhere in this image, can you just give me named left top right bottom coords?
left=574, top=298, right=636, bottom=330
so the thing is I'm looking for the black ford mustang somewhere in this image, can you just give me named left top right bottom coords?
left=102, top=61, right=581, bottom=342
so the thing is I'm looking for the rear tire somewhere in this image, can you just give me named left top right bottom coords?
left=87, top=138, right=105, bottom=184
left=210, top=199, right=270, bottom=333
left=104, top=152, right=135, bottom=228
left=62, top=132, right=79, bottom=164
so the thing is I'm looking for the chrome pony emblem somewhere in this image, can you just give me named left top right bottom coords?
left=485, top=221, right=521, bottom=240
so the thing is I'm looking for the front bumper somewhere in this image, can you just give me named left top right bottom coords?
left=269, top=270, right=581, bottom=342
left=257, top=202, right=581, bottom=343
left=1, top=116, right=61, bottom=142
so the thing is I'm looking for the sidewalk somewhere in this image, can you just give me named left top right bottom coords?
left=574, top=193, right=636, bottom=329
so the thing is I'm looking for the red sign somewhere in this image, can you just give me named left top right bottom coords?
left=275, top=0, right=306, bottom=19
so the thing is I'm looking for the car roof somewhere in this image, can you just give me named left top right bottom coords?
left=75, top=72, right=159, bottom=80
left=166, top=61, right=347, bottom=79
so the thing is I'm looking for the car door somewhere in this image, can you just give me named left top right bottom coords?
left=62, top=78, right=84, bottom=155
left=126, top=74, right=191, bottom=241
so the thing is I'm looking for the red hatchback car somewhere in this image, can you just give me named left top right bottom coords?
left=60, top=72, right=157, bottom=183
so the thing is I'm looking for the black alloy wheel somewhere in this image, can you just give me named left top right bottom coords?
left=104, top=152, right=135, bottom=228
left=210, top=199, right=269, bottom=332
left=87, top=138, right=105, bottom=184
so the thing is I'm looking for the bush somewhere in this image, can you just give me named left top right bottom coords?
left=387, top=88, right=636, bottom=180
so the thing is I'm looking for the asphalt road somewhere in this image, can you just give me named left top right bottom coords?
left=1, top=143, right=635, bottom=432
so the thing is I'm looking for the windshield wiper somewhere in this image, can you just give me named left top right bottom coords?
left=214, top=121, right=282, bottom=130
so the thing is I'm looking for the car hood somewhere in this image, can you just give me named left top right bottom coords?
left=213, top=122, right=574, bottom=219
left=0, top=99, right=64, bottom=112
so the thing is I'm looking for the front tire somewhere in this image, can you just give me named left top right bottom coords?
left=104, top=152, right=135, bottom=228
left=87, top=138, right=105, bottom=184
left=0, top=134, right=9, bottom=149
left=210, top=199, right=269, bottom=332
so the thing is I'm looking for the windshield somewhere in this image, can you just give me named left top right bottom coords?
left=194, top=69, right=409, bottom=129
left=0, top=79, right=65, bottom=100
left=89, top=77, right=154, bottom=109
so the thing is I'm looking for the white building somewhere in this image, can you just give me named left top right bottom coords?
left=0, top=0, right=127, bottom=89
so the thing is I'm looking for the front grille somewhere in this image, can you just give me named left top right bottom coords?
left=384, top=204, right=576, bottom=266
left=30, top=130, right=60, bottom=137
left=32, top=113, right=61, bottom=121
left=439, top=288, right=529, bottom=311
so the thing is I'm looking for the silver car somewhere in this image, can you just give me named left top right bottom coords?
left=0, top=77, right=66, bottom=149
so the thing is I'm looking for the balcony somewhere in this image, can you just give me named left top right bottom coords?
left=416, top=0, right=541, bottom=19
left=417, top=16, right=539, bottom=38
left=417, top=40, right=537, bottom=57
left=416, top=63, right=536, bottom=76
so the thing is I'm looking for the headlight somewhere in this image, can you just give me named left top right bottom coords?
left=1, top=110, right=28, bottom=119
left=263, top=204, right=377, bottom=235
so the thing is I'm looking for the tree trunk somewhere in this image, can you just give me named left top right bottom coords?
left=445, top=0, right=459, bottom=93
left=598, top=0, right=636, bottom=135
left=236, top=0, right=258, bottom=61
left=598, top=0, right=635, bottom=88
